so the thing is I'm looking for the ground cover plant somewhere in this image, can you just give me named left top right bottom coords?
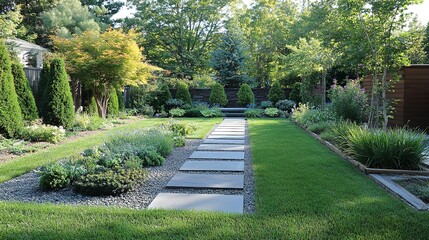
left=1, top=119, right=429, bottom=239
left=395, top=178, right=429, bottom=203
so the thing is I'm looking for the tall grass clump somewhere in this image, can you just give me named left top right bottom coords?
left=333, top=124, right=426, bottom=170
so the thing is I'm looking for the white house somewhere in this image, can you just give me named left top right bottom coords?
left=5, top=38, right=47, bottom=68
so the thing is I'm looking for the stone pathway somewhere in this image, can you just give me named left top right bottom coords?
left=148, top=118, right=247, bottom=214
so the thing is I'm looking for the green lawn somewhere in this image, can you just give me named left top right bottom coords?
left=1, top=119, right=429, bottom=239
left=0, top=117, right=221, bottom=183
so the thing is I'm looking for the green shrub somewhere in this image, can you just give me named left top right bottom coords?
left=176, top=82, right=192, bottom=105
left=245, top=108, right=263, bottom=118
left=166, top=98, right=185, bottom=110
left=117, top=89, right=124, bottom=111
left=37, top=62, right=51, bottom=118
left=237, top=83, right=254, bottom=105
left=260, top=101, right=273, bottom=109
left=268, top=82, right=285, bottom=104
left=38, top=163, right=71, bottom=190
left=173, top=135, right=186, bottom=147
left=0, top=41, right=23, bottom=137
left=276, top=99, right=295, bottom=112
left=297, top=108, right=337, bottom=128
left=11, top=61, right=38, bottom=121
left=333, top=124, right=426, bottom=170
left=201, top=108, right=223, bottom=118
left=107, top=88, right=119, bottom=117
left=158, top=83, right=172, bottom=109
left=20, top=124, right=66, bottom=143
left=184, top=108, right=204, bottom=117
left=43, top=58, right=75, bottom=129
left=160, top=119, right=197, bottom=136
left=289, top=82, right=302, bottom=103
left=291, top=103, right=310, bottom=123
left=329, top=80, right=368, bottom=123
left=73, top=114, right=107, bottom=131
left=73, top=168, right=146, bottom=196
left=264, top=108, right=280, bottom=117
left=87, top=97, right=98, bottom=116
left=209, top=83, right=228, bottom=106
left=136, top=104, right=155, bottom=117
left=169, top=108, right=185, bottom=117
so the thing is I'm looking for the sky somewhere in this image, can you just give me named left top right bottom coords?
left=113, top=0, right=429, bottom=25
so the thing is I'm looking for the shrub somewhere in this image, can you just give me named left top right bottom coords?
left=201, top=108, right=223, bottom=118
left=87, top=97, right=98, bottom=116
left=307, top=121, right=335, bottom=134
left=160, top=119, right=197, bottom=136
left=291, top=103, right=310, bottom=123
left=0, top=41, right=23, bottom=137
left=289, top=82, right=302, bottom=104
left=20, top=124, right=66, bottom=143
left=245, top=108, right=263, bottom=118
left=73, top=114, right=107, bottom=131
left=173, top=135, right=186, bottom=147
left=38, top=163, right=71, bottom=190
left=268, top=82, right=285, bottom=104
left=43, top=58, right=75, bottom=129
left=209, top=83, right=228, bottom=106
left=329, top=80, right=368, bottom=123
left=37, top=62, right=51, bottom=118
left=169, top=108, right=185, bottom=117
left=295, top=108, right=337, bottom=128
left=158, top=83, right=172, bottom=110
left=117, top=89, right=124, bottom=111
left=136, top=104, right=155, bottom=117
left=107, top=88, right=119, bottom=117
left=337, top=126, right=426, bottom=170
left=260, top=101, right=273, bottom=109
left=11, top=61, right=38, bottom=121
left=264, top=108, right=280, bottom=117
left=73, top=168, right=146, bottom=196
left=166, top=98, right=184, bottom=110
left=276, top=99, right=295, bottom=112
left=184, top=108, right=204, bottom=117
left=237, top=83, right=254, bottom=105
left=176, top=82, right=192, bottom=105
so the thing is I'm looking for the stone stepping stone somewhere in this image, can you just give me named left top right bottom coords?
left=203, top=139, right=245, bottom=145
left=211, top=131, right=245, bottom=136
left=180, top=160, right=244, bottom=171
left=148, top=193, right=243, bottom=213
left=215, top=128, right=245, bottom=131
left=198, top=144, right=245, bottom=151
left=189, top=151, right=244, bottom=160
left=166, top=173, right=244, bottom=189
left=207, top=135, right=245, bottom=140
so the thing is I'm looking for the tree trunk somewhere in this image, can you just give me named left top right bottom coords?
left=95, top=89, right=110, bottom=119
left=381, top=66, right=388, bottom=129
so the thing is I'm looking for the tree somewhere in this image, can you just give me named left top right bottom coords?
left=11, top=61, right=38, bottom=121
left=44, top=58, right=75, bottom=128
left=176, top=82, right=192, bottom=105
left=210, top=32, right=246, bottom=87
left=128, top=0, right=229, bottom=77
left=41, top=0, right=100, bottom=39
left=237, top=83, right=254, bottom=106
left=424, top=22, right=429, bottom=63
left=53, top=30, right=152, bottom=118
left=81, top=0, right=124, bottom=27
left=268, top=81, right=285, bottom=104
left=209, top=82, right=228, bottom=106
left=0, top=41, right=23, bottom=137
left=37, top=62, right=51, bottom=118
left=107, top=88, right=119, bottom=117
left=0, top=5, right=25, bottom=38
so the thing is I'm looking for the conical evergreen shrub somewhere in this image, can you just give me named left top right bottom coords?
left=107, top=88, right=119, bottom=117
left=158, top=83, right=172, bottom=110
left=237, top=83, right=254, bottom=106
left=44, top=58, right=75, bottom=129
left=38, top=62, right=50, bottom=118
left=87, top=96, right=98, bottom=116
left=268, top=82, right=285, bottom=104
left=11, top=61, right=38, bottom=121
left=0, top=42, right=23, bottom=137
left=176, top=82, right=192, bottom=105
left=209, top=82, right=228, bottom=106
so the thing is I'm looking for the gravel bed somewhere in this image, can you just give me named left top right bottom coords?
left=0, top=120, right=256, bottom=213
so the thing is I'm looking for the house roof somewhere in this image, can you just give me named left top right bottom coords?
left=6, top=38, right=47, bottom=52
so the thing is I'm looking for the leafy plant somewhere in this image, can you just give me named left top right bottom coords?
left=38, top=163, right=71, bottom=190
left=20, top=124, right=66, bottom=143
left=160, top=119, right=197, bottom=136
left=260, top=101, right=273, bottom=109
left=329, top=80, right=368, bottom=123
left=166, top=98, right=185, bottom=110
left=169, top=108, right=186, bottom=117
left=276, top=99, right=296, bottom=112
left=245, top=108, right=263, bottom=118
left=237, top=84, right=255, bottom=105
left=209, top=82, right=228, bottom=106
left=264, top=108, right=280, bottom=117
left=200, top=108, right=223, bottom=118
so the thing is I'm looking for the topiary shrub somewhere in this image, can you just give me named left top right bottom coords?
left=11, top=61, right=38, bottom=121
left=87, top=97, right=98, bottom=116
left=0, top=41, right=23, bottom=137
left=176, top=82, right=192, bottom=105
left=268, top=82, right=285, bottom=104
left=37, top=62, right=51, bottom=118
left=43, top=58, right=75, bottom=129
left=107, top=88, right=119, bottom=117
left=209, top=82, right=228, bottom=106
left=237, top=83, right=254, bottom=106
left=289, top=82, right=302, bottom=104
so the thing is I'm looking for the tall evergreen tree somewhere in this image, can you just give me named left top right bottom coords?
left=209, top=82, right=228, bottom=106
left=211, top=32, right=246, bottom=88
left=0, top=41, right=23, bottom=137
left=11, top=61, right=38, bottom=121
left=38, top=62, right=51, bottom=118
left=44, top=58, right=75, bottom=128
left=268, top=82, right=285, bottom=104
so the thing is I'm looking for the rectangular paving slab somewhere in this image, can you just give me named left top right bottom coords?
left=215, top=127, right=245, bottom=131
left=211, top=131, right=245, bottom=135
left=203, top=139, right=245, bottom=145
left=166, top=173, right=244, bottom=189
left=189, top=151, right=244, bottom=160
left=148, top=193, right=243, bottom=213
left=198, top=144, right=245, bottom=151
left=180, top=160, right=244, bottom=171
left=207, top=135, right=245, bottom=140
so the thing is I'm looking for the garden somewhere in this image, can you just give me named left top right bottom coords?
left=1, top=0, right=429, bottom=238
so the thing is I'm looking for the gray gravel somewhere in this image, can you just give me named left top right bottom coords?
left=0, top=120, right=256, bottom=213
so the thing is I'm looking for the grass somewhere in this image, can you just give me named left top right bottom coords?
left=1, top=119, right=429, bottom=239
left=0, top=117, right=221, bottom=183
